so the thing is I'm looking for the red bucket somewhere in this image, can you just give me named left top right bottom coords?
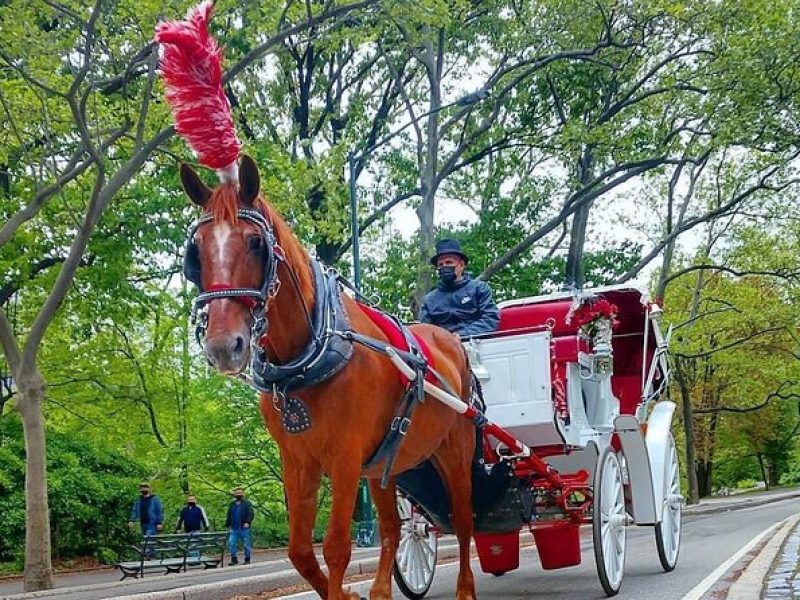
left=531, top=520, right=581, bottom=569
left=473, top=530, right=520, bottom=575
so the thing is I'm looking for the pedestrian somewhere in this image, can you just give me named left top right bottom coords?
left=175, top=494, right=209, bottom=533
left=225, top=487, right=254, bottom=565
left=128, top=482, right=163, bottom=556
left=419, top=238, right=500, bottom=338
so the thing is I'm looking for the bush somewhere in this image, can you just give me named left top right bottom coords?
left=779, top=464, right=800, bottom=487
left=96, top=547, right=118, bottom=565
left=735, top=478, right=758, bottom=490
left=0, top=415, right=144, bottom=564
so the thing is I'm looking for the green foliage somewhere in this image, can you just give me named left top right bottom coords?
left=0, top=415, right=143, bottom=566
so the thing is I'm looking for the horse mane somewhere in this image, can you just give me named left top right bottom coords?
left=205, top=183, right=313, bottom=301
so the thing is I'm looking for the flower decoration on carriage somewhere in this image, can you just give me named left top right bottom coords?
left=154, top=0, right=242, bottom=182
left=566, top=296, right=619, bottom=375
left=566, top=296, right=619, bottom=340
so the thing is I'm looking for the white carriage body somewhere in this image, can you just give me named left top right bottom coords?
left=469, top=331, right=562, bottom=446
left=467, top=284, right=674, bottom=525
left=393, top=285, right=680, bottom=598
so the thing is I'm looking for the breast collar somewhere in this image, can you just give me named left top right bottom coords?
left=251, top=259, right=354, bottom=393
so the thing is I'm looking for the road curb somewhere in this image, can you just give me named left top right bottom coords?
left=726, top=514, right=800, bottom=600
left=2, top=544, right=462, bottom=600
left=682, top=489, right=800, bottom=517
left=112, top=543, right=463, bottom=600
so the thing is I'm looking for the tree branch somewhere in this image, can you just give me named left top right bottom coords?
left=695, top=382, right=799, bottom=414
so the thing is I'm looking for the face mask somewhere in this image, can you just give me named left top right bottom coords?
left=437, top=266, right=457, bottom=287
left=234, top=495, right=243, bottom=501
left=188, top=502, right=196, bottom=506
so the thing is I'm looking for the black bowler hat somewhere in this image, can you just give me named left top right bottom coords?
left=430, top=238, right=469, bottom=266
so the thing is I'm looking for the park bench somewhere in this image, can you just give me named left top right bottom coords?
left=116, top=531, right=228, bottom=580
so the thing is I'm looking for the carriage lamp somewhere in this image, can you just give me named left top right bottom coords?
left=592, top=342, right=613, bottom=376
left=591, top=317, right=614, bottom=376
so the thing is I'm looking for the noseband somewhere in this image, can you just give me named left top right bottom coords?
left=184, top=208, right=283, bottom=346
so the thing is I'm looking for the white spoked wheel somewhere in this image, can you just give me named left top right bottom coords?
left=655, top=434, right=682, bottom=571
left=393, top=494, right=437, bottom=600
left=593, top=446, right=627, bottom=597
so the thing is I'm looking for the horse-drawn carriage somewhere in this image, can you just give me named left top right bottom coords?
left=155, top=6, right=682, bottom=597
left=392, top=285, right=681, bottom=598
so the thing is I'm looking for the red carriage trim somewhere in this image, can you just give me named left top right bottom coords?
left=357, top=304, right=434, bottom=384
left=154, top=0, right=242, bottom=175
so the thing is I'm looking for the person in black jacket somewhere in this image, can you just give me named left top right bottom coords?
left=225, top=487, right=255, bottom=565
left=419, top=239, right=500, bottom=338
left=175, top=495, right=209, bottom=533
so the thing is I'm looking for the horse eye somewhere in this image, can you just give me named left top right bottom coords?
left=248, top=236, right=263, bottom=252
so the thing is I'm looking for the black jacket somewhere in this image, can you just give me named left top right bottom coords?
left=176, top=505, right=209, bottom=533
left=419, top=275, right=500, bottom=337
left=225, top=499, right=255, bottom=529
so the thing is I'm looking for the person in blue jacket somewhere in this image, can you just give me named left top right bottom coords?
left=128, top=482, right=164, bottom=556
left=419, top=239, right=500, bottom=338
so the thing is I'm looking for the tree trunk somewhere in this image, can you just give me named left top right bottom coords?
left=564, top=147, right=594, bottom=288
left=696, top=460, right=713, bottom=497
left=412, top=29, right=443, bottom=312
left=16, top=369, right=54, bottom=591
left=756, top=453, right=769, bottom=491
left=675, top=359, right=700, bottom=504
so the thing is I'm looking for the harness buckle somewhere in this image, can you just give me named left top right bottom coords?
left=391, top=416, right=411, bottom=436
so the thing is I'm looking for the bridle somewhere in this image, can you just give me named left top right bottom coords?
left=184, top=208, right=283, bottom=348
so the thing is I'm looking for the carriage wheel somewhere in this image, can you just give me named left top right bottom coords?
left=593, top=446, right=627, bottom=597
left=393, top=494, right=437, bottom=600
left=655, top=434, right=682, bottom=571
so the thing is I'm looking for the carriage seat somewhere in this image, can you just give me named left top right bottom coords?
left=551, top=335, right=589, bottom=364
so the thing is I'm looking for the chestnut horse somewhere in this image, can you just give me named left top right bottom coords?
left=179, top=155, right=477, bottom=599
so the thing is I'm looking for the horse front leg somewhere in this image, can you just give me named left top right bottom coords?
left=435, top=433, right=477, bottom=600
left=367, top=478, right=400, bottom=600
left=324, top=461, right=364, bottom=600
left=284, top=459, right=329, bottom=597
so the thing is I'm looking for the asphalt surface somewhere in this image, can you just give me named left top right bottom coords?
left=2, top=488, right=798, bottom=600
left=281, top=495, right=800, bottom=600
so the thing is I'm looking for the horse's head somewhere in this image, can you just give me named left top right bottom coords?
left=180, top=155, right=278, bottom=374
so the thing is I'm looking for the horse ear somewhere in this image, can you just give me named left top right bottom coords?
left=180, top=163, right=212, bottom=207
left=239, top=155, right=260, bottom=205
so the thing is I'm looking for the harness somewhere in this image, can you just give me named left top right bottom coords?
left=184, top=208, right=470, bottom=487
left=251, top=260, right=353, bottom=392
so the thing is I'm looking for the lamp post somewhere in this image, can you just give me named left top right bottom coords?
left=348, top=89, right=488, bottom=547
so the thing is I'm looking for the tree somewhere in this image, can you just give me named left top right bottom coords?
left=666, top=221, right=800, bottom=499
left=0, top=0, right=379, bottom=589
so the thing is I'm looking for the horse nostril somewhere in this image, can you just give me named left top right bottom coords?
left=233, top=335, right=245, bottom=355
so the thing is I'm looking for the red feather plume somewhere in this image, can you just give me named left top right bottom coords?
left=154, top=1, right=241, bottom=173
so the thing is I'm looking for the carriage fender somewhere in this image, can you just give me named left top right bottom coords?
left=645, top=401, right=676, bottom=523
left=613, top=401, right=675, bottom=525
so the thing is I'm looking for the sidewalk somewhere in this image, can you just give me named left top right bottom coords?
left=682, top=486, right=800, bottom=516
left=762, top=518, right=800, bottom=599
left=2, top=487, right=799, bottom=600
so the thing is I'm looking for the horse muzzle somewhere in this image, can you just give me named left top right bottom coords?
left=204, top=333, right=251, bottom=374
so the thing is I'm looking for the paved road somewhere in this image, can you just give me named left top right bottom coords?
left=2, top=489, right=798, bottom=600
left=280, top=497, right=800, bottom=600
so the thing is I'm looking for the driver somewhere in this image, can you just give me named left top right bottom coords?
left=418, top=239, right=499, bottom=338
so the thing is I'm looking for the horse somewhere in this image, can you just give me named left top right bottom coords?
left=178, top=154, right=478, bottom=600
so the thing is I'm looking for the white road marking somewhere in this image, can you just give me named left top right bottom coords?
left=680, top=517, right=787, bottom=600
